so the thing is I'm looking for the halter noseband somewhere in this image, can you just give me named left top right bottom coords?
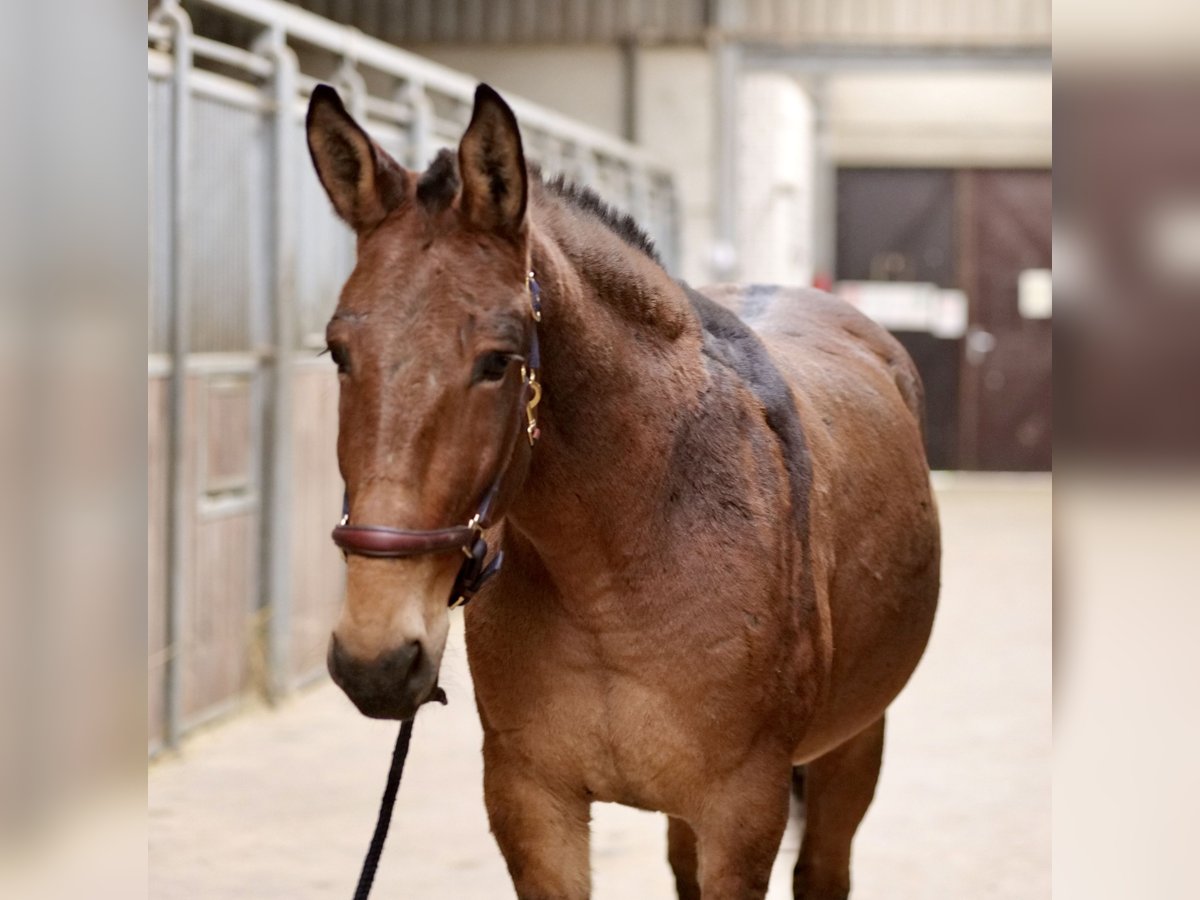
left=331, top=272, right=544, bottom=609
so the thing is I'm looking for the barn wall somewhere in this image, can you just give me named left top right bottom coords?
left=277, top=0, right=1051, bottom=47
left=414, top=45, right=626, bottom=136
left=413, top=43, right=721, bottom=286
left=737, top=72, right=816, bottom=285
left=829, top=71, right=1053, bottom=168
left=636, top=48, right=717, bottom=286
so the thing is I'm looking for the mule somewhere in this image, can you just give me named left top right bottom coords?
left=307, top=82, right=939, bottom=900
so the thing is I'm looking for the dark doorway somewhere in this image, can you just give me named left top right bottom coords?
left=836, top=169, right=961, bottom=469
left=836, top=167, right=1051, bottom=471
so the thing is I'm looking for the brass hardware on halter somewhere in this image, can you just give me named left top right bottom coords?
left=522, top=365, right=542, bottom=444
left=462, top=514, right=483, bottom=557
left=523, top=270, right=543, bottom=444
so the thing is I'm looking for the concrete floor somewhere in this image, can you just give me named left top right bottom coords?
left=149, top=474, right=1051, bottom=899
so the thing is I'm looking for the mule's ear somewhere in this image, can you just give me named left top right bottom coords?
left=306, top=84, right=407, bottom=232
left=458, top=84, right=528, bottom=236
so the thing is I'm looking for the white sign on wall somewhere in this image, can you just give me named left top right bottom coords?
left=836, top=281, right=968, bottom=338
left=1018, top=269, right=1053, bottom=319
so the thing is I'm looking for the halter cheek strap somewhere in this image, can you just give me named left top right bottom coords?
left=332, top=272, right=544, bottom=608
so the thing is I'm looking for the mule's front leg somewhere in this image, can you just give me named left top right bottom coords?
left=484, top=756, right=591, bottom=900
left=694, top=759, right=792, bottom=900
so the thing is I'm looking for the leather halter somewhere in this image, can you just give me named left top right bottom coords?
left=331, top=272, right=544, bottom=609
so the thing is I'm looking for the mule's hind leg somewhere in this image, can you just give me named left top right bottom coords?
left=667, top=816, right=701, bottom=900
left=793, top=716, right=885, bottom=900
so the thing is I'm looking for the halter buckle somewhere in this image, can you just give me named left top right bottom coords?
left=462, top=514, right=484, bottom=557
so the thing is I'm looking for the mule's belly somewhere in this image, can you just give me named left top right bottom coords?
left=784, top=451, right=940, bottom=763
left=790, top=542, right=939, bottom=763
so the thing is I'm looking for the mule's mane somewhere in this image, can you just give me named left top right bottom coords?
left=538, top=171, right=662, bottom=266
left=415, top=149, right=661, bottom=267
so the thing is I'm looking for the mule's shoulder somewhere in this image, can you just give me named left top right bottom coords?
left=681, top=282, right=814, bottom=541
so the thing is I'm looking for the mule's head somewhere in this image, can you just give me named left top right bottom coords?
left=307, top=83, right=533, bottom=719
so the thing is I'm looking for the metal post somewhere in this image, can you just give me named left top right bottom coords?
left=151, top=0, right=192, bottom=749
left=254, top=24, right=299, bottom=701
left=398, top=79, right=433, bottom=170
left=629, top=166, right=650, bottom=242
left=336, top=46, right=368, bottom=122
left=713, top=38, right=741, bottom=282
left=809, top=76, right=836, bottom=290
left=663, top=175, right=682, bottom=277
left=620, top=37, right=639, bottom=143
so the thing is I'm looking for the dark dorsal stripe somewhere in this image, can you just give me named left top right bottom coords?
left=683, top=285, right=814, bottom=549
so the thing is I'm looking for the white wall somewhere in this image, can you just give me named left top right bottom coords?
left=413, top=45, right=625, bottom=136
left=828, top=71, right=1053, bottom=167
left=736, top=73, right=816, bottom=286
left=636, top=48, right=716, bottom=286
left=415, top=44, right=719, bottom=286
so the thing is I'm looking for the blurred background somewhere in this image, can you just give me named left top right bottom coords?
left=8, top=0, right=1200, bottom=897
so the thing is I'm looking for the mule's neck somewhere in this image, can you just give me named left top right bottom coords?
left=505, top=193, right=706, bottom=586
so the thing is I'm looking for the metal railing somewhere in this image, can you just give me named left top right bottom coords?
left=147, top=0, right=680, bottom=751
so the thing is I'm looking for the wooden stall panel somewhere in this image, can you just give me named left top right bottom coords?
left=178, top=371, right=260, bottom=727
left=203, top=378, right=254, bottom=496
left=182, top=511, right=258, bottom=721
left=288, top=362, right=345, bottom=683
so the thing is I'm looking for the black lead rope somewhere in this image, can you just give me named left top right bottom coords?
left=353, top=717, right=415, bottom=900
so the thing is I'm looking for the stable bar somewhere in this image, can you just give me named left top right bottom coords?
left=190, top=33, right=275, bottom=78
left=186, top=0, right=670, bottom=169
left=152, top=0, right=193, bottom=750
left=713, top=39, right=741, bottom=281
left=255, top=23, right=299, bottom=701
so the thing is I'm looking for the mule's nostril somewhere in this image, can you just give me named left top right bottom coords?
left=376, top=640, right=422, bottom=683
left=327, top=635, right=422, bottom=685
left=327, top=634, right=432, bottom=719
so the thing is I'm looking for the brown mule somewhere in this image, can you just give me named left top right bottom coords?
left=307, top=82, right=940, bottom=900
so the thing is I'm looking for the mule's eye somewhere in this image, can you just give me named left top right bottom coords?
left=473, top=350, right=513, bottom=384
left=328, top=343, right=350, bottom=374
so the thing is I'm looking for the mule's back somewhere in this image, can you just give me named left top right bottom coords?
left=701, top=284, right=926, bottom=429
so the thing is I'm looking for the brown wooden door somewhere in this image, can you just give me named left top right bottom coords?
left=958, top=170, right=1052, bottom=471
